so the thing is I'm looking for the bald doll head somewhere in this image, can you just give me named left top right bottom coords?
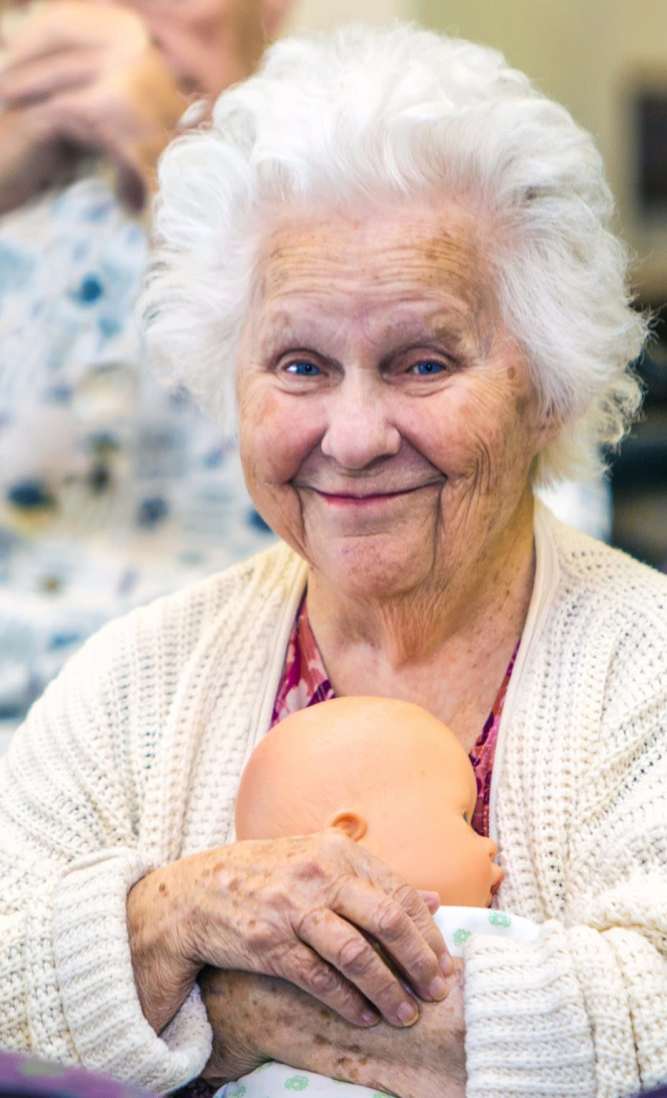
left=235, top=696, right=503, bottom=907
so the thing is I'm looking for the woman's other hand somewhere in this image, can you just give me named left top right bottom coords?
left=200, top=963, right=467, bottom=1098
left=127, top=830, right=451, bottom=1034
left=0, top=1, right=187, bottom=213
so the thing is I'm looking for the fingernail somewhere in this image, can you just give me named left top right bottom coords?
left=397, top=1001, right=419, bottom=1026
left=420, top=890, right=440, bottom=907
left=361, top=1010, right=380, bottom=1026
left=429, top=975, right=448, bottom=1000
left=440, top=953, right=453, bottom=977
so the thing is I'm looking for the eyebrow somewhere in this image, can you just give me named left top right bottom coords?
left=256, top=306, right=476, bottom=359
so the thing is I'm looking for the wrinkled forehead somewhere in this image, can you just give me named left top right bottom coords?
left=258, top=203, right=488, bottom=302
left=250, top=202, right=499, bottom=348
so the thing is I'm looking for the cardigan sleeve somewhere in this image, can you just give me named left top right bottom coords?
left=0, top=616, right=212, bottom=1093
left=463, top=657, right=667, bottom=1098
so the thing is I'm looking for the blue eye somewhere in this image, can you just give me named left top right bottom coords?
left=410, top=360, right=446, bottom=376
left=285, top=361, right=321, bottom=377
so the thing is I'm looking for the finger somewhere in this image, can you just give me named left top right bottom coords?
left=115, top=165, right=147, bottom=212
left=333, top=877, right=451, bottom=1001
left=271, top=938, right=381, bottom=1029
left=35, top=90, right=164, bottom=210
left=0, top=51, right=101, bottom=107
left=367, top=866, right=449, bottom=962
left=418, top=889, right=441, bottom=914
left=110, top=148, right=149, bottom=212
left=297, top=907, right=420, bottom=1028
left=391, top=880, right=452, bottom=974
left=2, top=1, right=145, bottom=60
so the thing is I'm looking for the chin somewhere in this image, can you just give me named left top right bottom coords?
left=319, top=538, right=432, bottom=600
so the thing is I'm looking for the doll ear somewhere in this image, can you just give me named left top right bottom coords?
left=328, top=811, right=368, bottom=842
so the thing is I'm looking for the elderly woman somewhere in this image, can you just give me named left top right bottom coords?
left=1, top=21, right=666, bottom=1098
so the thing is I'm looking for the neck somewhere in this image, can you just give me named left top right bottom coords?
left=307, top=491, right=536, bottom=681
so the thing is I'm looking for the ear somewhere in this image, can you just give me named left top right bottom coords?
left=327, top=810, right=368, bottom=842
left=261, top=0, right=294, bottom=39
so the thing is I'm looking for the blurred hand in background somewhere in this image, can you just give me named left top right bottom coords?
left=0, top=0, right=290, bottom=214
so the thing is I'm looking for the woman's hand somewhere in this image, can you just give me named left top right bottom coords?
left=127, top=830, right=451, bottom=1035
left=199, top=963, right=467, bottom=1098
left=0, top=1, right=187, bottom=213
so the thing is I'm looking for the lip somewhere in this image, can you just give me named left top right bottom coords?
left=311, top=483, right=441, bottom=506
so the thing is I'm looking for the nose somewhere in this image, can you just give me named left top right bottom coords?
left=482, top=837, right=505, bottom=892
left=490, top=862, right=505, bottom=894
left=320, top=376, right=401, bottom=471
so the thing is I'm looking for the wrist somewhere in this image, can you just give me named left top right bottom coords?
left=180, top=844, right=241, bottom=969
left=127, top=860, right=202, bottom=1032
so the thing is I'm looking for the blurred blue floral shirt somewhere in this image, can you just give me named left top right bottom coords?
left=0, top=176, right=275, bottom=738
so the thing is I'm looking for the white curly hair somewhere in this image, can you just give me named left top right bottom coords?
left=142, top=21, right=648, bottom=484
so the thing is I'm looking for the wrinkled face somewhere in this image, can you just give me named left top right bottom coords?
left=238, top=200, right=549, bottom=601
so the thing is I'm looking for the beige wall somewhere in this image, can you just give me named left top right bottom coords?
left=418, top=0, right=667, bottom=299
left=287, top=0, right=417, bottom=33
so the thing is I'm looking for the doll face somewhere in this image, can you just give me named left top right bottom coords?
left=347, top=767, right=503, bottom=907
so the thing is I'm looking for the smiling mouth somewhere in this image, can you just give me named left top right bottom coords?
left=311, top=482, right=442, bottom=504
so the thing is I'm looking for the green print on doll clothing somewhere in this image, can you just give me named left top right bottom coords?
left=453, top=928, right=472, bottom=946
left=489, top=911, right=512, bottom=928
left=433, top=905, right=538, bottom=957
left=215, top=1065, right=387, bottom=1098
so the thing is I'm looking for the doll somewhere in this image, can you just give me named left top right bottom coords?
left=235, top=695, right=503, bottom=907
left=213, top=697, right=539, bottom=1098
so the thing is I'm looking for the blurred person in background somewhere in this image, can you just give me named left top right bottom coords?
left=0, top=0, right=290, bottom=740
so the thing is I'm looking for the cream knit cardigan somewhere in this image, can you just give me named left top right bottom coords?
left=2, top=504, right=667, bottom=1097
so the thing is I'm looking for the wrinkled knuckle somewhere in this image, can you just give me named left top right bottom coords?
left=409, top=953, right=437, bottom=984
left=393, top=881, right=419, bottom=912
left=300, top=959, right=340, bottom=997
left=296, top=906, right=327, bottom=939
left=329, top=871, right=359, bottom=907
left=321, top=830, right=354, bottom=864
left=372, top=974, right=402, bottom=1008
left=376, top=898, right=407, bottom=939
left=293, top=857, right=327, bottom=885
left=244, top=918, right=280, bottom=956
left=337, top=936, right=374, bottom=976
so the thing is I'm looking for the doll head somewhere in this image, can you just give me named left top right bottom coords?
left=235, top=696, right=504, bottom=906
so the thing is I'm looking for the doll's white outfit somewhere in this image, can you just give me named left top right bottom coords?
left=214, top=907, right=541, bottom=1098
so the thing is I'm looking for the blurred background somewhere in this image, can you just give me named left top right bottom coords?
left=0, top=0, right=665, bottom=749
